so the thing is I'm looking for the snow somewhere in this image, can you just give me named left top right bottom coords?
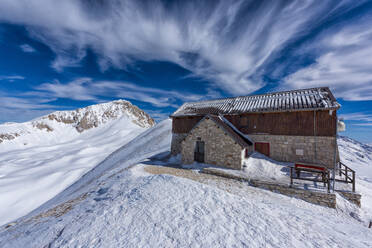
left=219, top=115, right=253, bottom=144
left=1, top=154, right=372, bottom=247
left=337, top=136, right=372, bottom=219
left=0, top=119, right=372, bottom=247
left=243, top=152, right=291, bottom=181
left=0, top=101, right=154, bottom=226
left=181, top=152, right=290, bottom=183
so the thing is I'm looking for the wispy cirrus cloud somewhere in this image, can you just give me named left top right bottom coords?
left=20, top=44, right=36, bottom=53
left=142, top=109, right=170, bottom=122
left=0, top=91, right=62, bottom=123
left=32, top=77, right=217, bottom=108
left=283, top=15, right=372, bottom=101
left=0, top=77, right=216, bottom=122
left=339, top=112, right=372, bottom=127
left=353, top=123, right=372, bottom=126
left=0, top=75, right=25, bottom=82
left=0, top=0, right=365, bottom=95
left=339, top=112, right=372, bottom=122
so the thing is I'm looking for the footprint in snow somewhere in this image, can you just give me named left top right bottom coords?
left=97, top=187, right=109, bottom=195
left=93, top=197, right=111, bottom=202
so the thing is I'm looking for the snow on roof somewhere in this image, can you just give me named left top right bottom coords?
left=171, top=87, right=340, bottom=117
left=218, top=115, right=253, bottom=145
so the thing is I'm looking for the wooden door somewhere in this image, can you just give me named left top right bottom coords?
left=194, top=141, right=205, bottom=163
left=255, top=142, right=270, bottom=157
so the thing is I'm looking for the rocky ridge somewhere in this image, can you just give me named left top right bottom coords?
left=0, top=100, right=155, bottom=143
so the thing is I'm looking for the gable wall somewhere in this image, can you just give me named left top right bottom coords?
left=181, top=118, right=246, bottom=169
left=172, top=116, right=204, bottom=133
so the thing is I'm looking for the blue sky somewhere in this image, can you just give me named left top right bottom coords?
left=0, top=0, right=372, bottom=143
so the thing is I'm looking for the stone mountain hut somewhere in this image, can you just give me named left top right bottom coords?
left=170, top=87, right=340, bottom=170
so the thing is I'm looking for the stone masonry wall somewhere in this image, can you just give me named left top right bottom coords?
left=181, top=118, right=243, bottom=169
left=249, top=180, right=336, bottom=208
left=249, top=134, right=337, bottom=169
left=336, top=191, right=361, bottom=207
left=171, top=133, right=187, bottom=155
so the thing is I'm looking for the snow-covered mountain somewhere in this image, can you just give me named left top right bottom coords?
left=0, top=99, right=154, bottom=149
left=0, top=100, right=154, bottom=226
left=0, top=118, right=372, bottom=247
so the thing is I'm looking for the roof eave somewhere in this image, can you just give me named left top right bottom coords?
left=171, top=106, right=340, bottom=117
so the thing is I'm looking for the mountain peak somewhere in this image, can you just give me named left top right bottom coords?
left=0, top=100, right=155, bottom=145
left=43, top=100, right=155, bottom=132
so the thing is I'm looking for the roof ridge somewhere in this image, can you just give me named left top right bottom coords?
left=182, top=87, right=331, bottom=105
left=171, top=87, right=339, bottom=117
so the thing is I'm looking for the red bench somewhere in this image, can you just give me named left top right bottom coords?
left=291, top=163, right=330, bottom=192
left=295, top=163, right=326, bottom=172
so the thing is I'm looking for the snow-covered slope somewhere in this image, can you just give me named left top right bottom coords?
left=1, top=121, right=372, bottom=247
left=0, top=100, right=154, bottom=226
left=338, top=136, right=372, bottom=182
left=0, top=99, right=154, bottom=151
left=338, top=136, right=372, bottom=216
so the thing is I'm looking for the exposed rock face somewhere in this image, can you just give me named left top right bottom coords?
left=41, top=100, right=155, bottom=133
left=0, top=133, right=20, bottom=144
left=33, top=123, right=54, bottom=132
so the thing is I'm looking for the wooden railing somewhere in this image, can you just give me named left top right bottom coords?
left=336, top=162, right=356, bottom=192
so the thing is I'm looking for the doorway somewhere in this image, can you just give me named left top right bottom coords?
left=194, top=140, right=205, bottom=163
left=255, top=142, right=270, bottom=157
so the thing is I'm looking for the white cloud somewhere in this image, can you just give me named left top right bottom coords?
left=339, top=112, right=372, bottom=122
left=0, top=77, right=213, bottom=122
left=142, top=109, right=169, bottom=122
left=0, top=75, right=25, bottom=82
left=0, top=91, right=63, bottom=123
left=352, top=123, right=372, bottom=126
left=338, top=112, right=372, bottom=128
left=0, top=96, right=56, bottom=111
left=283, top=16, right=372, bottom=100
left=0, top=0, right=363, bottom=95
left=33, top=77, right=213, bottom=108
left=20, top=44, right=36, bottom=53
left=0, top=75, right=220, bottom=122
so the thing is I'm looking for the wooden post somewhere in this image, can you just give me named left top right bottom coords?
left=290, top=167, right=293, bottom=187
left=352, top=171, right=355, bottom=192
left=339, top=162, right=342, bottom=176
left=369, top=221, right=372, bottom=228
left=327, top=172, right=330, bottom=193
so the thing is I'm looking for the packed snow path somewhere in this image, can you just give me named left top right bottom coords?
left=0, top=120, right=372, bottom=247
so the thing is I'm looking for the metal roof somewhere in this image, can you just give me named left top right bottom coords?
left=171, top=87, right=340, bottom=117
